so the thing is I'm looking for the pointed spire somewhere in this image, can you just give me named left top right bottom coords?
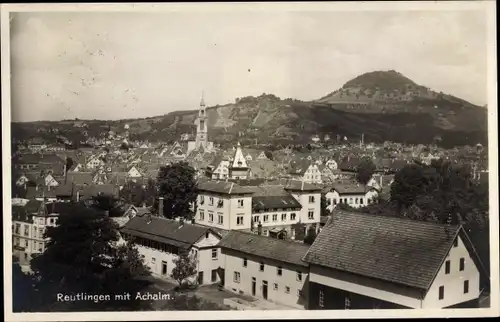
left=200, top=91, right=205, bottom=107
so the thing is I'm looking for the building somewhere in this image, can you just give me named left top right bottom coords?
left=323, top=183, right=379, bottom=211
left=195, top=180, right=322, bottom=239
left=229, top=142, right=250, bottom=179
left=121, top=212, right=223, bottom=285
left=187, top=94, right=214, bottom=154
left=288, top=161, right=323, bottom=184
left=218, top=230, right=310, bottom=309
left=303, top=210, right=484, bottom=309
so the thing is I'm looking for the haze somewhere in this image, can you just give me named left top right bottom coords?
left=9, top=8, right=488, bottom=122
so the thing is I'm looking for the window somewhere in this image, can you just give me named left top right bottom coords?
left=277, top=267, right=282, bottom=276
left=209, top=213, right=214, bottom=222
left=259, top=262, right=264, bottom=272
left=355, top=198, right=359, bottom=204
left=233, top=271, right=241, bottom=283
left=360, top=198, right=364, bottom=205
left=211, top=248, right=218, bottom=260
left=15, top=224, right=20, bottom=235
left=38, top=242, right=43, bottom=252
left=39, top=228, right=44, bottom=238
left=15, top=238, right=20, bottom=246
left=333, top=198, right=337, bottom=205
left=152, top=257, right=156, bottom=263
left=273, top=283, right=278, bottom=290
left=285, top=286, right=290, bottom=294
left=308, top=211, right=314, bottom=220
left=345, top=297, right=351, bottom=309
left=438, top=286, right=444, bottom=300
left=272, top=214, right=277, bottom=222
left=281, top=213, right=286, bottom=221
left=349, top=197, right=353, bottom=204
left=297, top=271, right=302, bottom=281
left=199, top=211, right=205, bottom=221
left=25, top=240, right=29, bottom=247
left=237, top=199, right=244, bottom=208
left=291, top=213, right=296, bottom=220
left=212, top=269, right=218, bottom=282
left=217, top=199, right=224, bottom=208
left=319, top=289, right=324, bottom=308
left=459, top=258, right=465, bottom=271
left=24, top=225, right=29, bottom=236
left=218, top=214, right=223, bottom=225
left=445, top=260, right=450, bottom=274
left=453, top=238, right=458, bottom=247
left=236, top=216, right=244, bottom=226
left=263, top=215, right=269, bottom=223
left=243, top=258, right=247, bottom=267
left=200, top=196, right=204, bottom=204
left=253, top=216, right=260, bottom=223
left=209, top=197, right=214, bottom=206
left=309, top=196, right=315, bottom=203
left=463, top=280, right=469, bottom=294
left=297, top=290, right=303, bottom=297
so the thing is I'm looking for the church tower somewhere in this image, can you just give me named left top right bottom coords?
left=229, top=142, right=249, bottom=179
left=195, top=93, right=208, bottom=150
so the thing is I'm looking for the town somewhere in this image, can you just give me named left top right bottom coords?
left=11, top=95, right=490, bottom=311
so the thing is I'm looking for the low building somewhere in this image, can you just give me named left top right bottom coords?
left=303, top=210, right=484, bottom=309
left=121, top=212, right=224, bottom=285
left=218, top=230, right=310, bottom=309
left=323, top=183, right=379, bottom=211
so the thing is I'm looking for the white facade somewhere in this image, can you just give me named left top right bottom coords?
left=302, top=164, right=323, bottom=184
left=222, top=249, right=309, bottom=309
left=196, top=193, right=253, bottom=231
left=211, top=160, right=230, bottom=180
left=187, top=95, right=214, bottom=154
left=288, top=191, right=322, bottom=227
left=324, top=189, right=379, bottom=211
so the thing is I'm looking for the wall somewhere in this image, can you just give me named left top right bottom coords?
left=194, top=231, right=224, bottom=285
left=422, top=235, right=480, bottom=308
left=325, top=190, right=378, bottom=211
left=290, top=191, right=321, bottom=227
left=303, top=165, right=323, bottom=184
left=309, top=265, right=423, bottom=308
left=196, top=192, right=252, bottom=230
left=222, top=248, right=308, bottom=309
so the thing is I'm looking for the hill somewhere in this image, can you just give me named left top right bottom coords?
left=11, top=71, right=488, bottom=148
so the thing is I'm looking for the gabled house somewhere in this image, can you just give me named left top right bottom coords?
left=288, top=160, right=322, bottom=184
left=323, top=183, right=379, bottom=211
left=256, top=152, right=269, bottom=161
left=324, top=159, right=338, bottom=170
left=86, top=156, right=105, bottom=170
left=303, top=211, right=486, bottom=309
left=127, top=165, right=143, bottom=179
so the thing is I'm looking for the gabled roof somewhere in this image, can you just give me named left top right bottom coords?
left=324, top=183, right=373, bottom=195
left=218, top=230, right=309, bottom=267
left=252, top=195, right=302, bottom=211
left=122, top=215, right=218, bottom=249
left=66, top=172, right=93, bottom=185
left=281, top=179, right=322, bottom=192
left=303, top=210, right=461, bottom=290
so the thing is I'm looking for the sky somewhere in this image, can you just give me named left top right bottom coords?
left=9, top=7, right=489, bottom=122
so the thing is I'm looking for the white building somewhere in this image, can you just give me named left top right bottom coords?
left=303, top=210, right=485, bottom=309
left=187, top=94, right=214, bottom=154
left=121, top=213, right=224, bottom=285
left=323, top=183, right=379, bottom=211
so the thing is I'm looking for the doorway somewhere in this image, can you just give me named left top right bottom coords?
left=252, top=277, right=256, bottom=296
left=262, top=280, right=268, bottom=300
left=161, top=261, right=168, bottom=276
left=198, top=271, right=204, bottom=285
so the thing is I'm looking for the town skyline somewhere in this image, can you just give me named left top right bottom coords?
left=10, top=8, right=488, bottom=122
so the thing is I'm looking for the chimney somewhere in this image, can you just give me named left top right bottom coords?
left=76, top=190, right=80, bottom=202
left=158, top=197, right=164, bottom=217
left=257, top=222, right=262, bottom=235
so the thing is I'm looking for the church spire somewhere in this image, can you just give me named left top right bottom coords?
left=200, top=91, right=205, bottom=107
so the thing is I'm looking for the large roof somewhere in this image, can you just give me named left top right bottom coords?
left=197, top=181, right=255, bottom=195
left=303, top=210, right=461, bottom=290
left=218, top=230, right=309, bottom=267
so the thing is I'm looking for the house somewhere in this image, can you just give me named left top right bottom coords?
left=127, top=165, right=143, bottom=179
left=229, top=142, right=250, bottom=180
left=288, top=160, right=322, bottom=184
left=86, top=156, right=105, bottom=170
left=303, top=211, right=484, bottom=309
left=207, top=157, right=231, bottom=180
left=195, top=181, right=255, bottom=231
left=323, top=183, right=379, bottom=211
left=218, top=230, right=310, bottom=309
left=256, top=152, right=269, bottom=161
left=324, top=159, right=338, bottom=170
left=121, top=212, right=223, bottom=285
left=68, top=163, right=84, bottom=172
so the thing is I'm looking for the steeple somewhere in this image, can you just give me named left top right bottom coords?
left=200, top=91, right=205, bottom=107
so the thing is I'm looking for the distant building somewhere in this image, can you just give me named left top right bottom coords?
left=229, top=142, right=250, bottom=180
left=187, top=94, right=214, bottom=154
left=322, top=183, right=379, bottom=211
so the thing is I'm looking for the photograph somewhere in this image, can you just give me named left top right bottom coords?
left=2, top=1, right=498, bottom=321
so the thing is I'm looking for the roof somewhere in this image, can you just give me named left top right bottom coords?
left=24, top=199, right=43, bottom=214
left=122, top=215, right=216, bottom=249
left=218, top=230, right=309, bottom=267
left=66, top=172, right=93, bottom=185
left=281, top=179, right=322, bottom=192
left=324, top=183, right=372, bottom=195
left=78, top=184, right=119, bottom=199
left=197, top=181, right=255, bottom=195
left=303, top=210, right=460, bottom=290
left=252, top=195, right=302, bottom=211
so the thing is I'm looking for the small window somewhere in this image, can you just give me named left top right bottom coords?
left=152, top=257, right=156, bottom=263
left=459, top=258, right=465, bottom=271
left=237, top=216, right=244, bottom=225
left=281, top=213, right=286, bottom=221
left=309, top=196, right=315, bottom=203
left=237, top=199, right=244, bottom=208
left=277, top=267, right=282, bottom=276
left=297, top=271, right=302, bottom=281
left=291, top=213, right=296, bottom=220
left=272, top=214, right=277, bottom=222
left=438, top=286, right=444, bottom=300
left=253, top=216, right=260, bottom=223
left=234, top=271, right=241, bottom=283
left=218, top=214, right=223, bottom=225
left=273, top=283, right=278, bottom=290
left=243, top=258, right=247, bottom=267
left=445, top=260, right=450, bottom=274
left=200, top=211, right=205, bottom=221
left=319, top=289, right=324, bottom=308
left=211, top=248, right=218, bottom=260
left=259, top=262, right=264, bottom=272
left=205, top=232, right=209, bottom=239
left=285, top=286, right=290, bottom=294
left=308, top=211, right=314, bottom=220
left=345, top=297, right=351, bottom=309
left=463, top=280, right=469, bottom=294
left=209, top=197, right=214, bottom=206
left=263, top=215, right=269, bottom=223
left=209, top=213, right=214, bottom=222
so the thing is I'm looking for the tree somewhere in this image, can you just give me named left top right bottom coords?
left=12, top=256, right=36, bottom=312
left=356, top=157, right=376, bottom=185
left=29, top=204, right=152, bottom=311
left=155, top=162, right=197, bottom=219
left=120, top=180, right=147, bottom=206
left=303, top=226, right=317, bottom=245
left=170, top=251, right=197, bottom=288
left=320, top=195, right=331, bottom=217
left=264, top=151, right=273, bottom=160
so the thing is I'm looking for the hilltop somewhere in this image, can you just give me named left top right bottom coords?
left=11, top=71, right=488, bottom=148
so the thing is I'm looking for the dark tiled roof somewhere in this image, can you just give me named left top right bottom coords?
left=66, top=172, right=93, bottom=185
left=78, top=184, right=119, bottom=199
left=218, top=230, right=309, bottom=267
left=324, top=183, right=372, bottom=195
left=122, top=215, right=214, bottom=249
left=303, top=210, right=460, bottom=290
left=24, top=199, right=43, bottom=214
left=197, top=181, right=255, bottom=195
left=252, top=195, right=302, bottom=211
left=281, top=179, right=322, bottom=192
left=12, top=205, right=33, bottom=223
left=17, top=153, right=64, bottom=165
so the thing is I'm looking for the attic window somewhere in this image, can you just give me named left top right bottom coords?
left=205, top=232, right=209, bottom=239
left=453, top=238, right=458, bottom=247
left=238, top=161, right=242, bottom=167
